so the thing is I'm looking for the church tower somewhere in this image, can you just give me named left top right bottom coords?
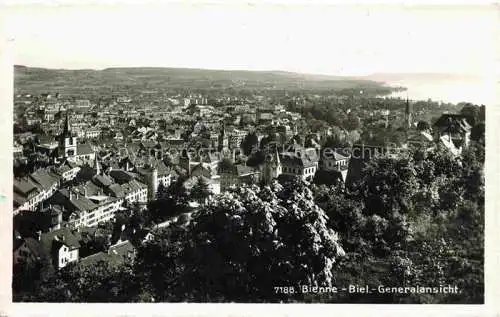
left=94, top=155, right=101, bottom=175
left=405, top=96, right=413, bottom=129
left=144, top=158, right=158, bottom=201
left=261, top=148, right=282, bottom=184
left=218, top=121, right=229, bottom=152
left=59, top=111, right=78, bottom=159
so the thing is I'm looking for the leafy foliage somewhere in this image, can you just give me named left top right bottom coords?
left=16, top=142, right=484, bottom=304
left=135, top=179, right=344, bottom=302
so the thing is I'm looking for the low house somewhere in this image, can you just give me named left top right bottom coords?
left=39, top=227, right=81, bottom=270
left=320, top=149, right=350, bottom=182
left=53, top=160, right=81, bottom=182
left=219, top=163, right=260, bottom=192
left=28, top=168, right=61, bottom=201
left=280, top=148, right=319, bottom=182
left=79, top=240, right=136, bottom=268
left=433, top=114, right=472, bottom=149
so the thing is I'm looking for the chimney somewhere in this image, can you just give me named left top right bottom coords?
left=69, top=190, right=73, bottom=200
left=36, top=230, right=42, bottom=241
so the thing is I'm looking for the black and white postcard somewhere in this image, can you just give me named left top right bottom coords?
left=0, top=0, right=498, bottom=316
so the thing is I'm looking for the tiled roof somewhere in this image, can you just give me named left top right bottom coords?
left=14, top=178, right=40, bottom=196
left=79, top=252, right=109, bottom=267
left=280, top=151, right=318, bottom=168
left=433, top=114, right=473, bottom=131
left=107, top=183, right=125, bottom=198
left=93, top=174, right=113, bottom=187
left=29, top=169, right=60, bottom=190
left=69, top=195, right=97, bottom=213
left=74, top=181, right=101, bottom=197
left=109, top=169, right=135, bottom=184
left=40, top=227, right=81, bottom=257
left=236, top=164, right=259, bottom=177
left=121, top=180, right=147, bottom=195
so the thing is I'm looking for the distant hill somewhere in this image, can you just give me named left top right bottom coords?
left=14, top=65, right=394, bottom=96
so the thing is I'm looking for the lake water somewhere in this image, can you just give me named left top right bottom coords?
left=382, top=78, right=498, bottom=106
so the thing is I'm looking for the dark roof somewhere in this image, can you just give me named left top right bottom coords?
left=74, top=181, right=102, bottom=197
left=108, top=240, right=136, bottom=258
left=79, top=252, right=109, bottom=267
left=313, top=170, right=344, bottom=186
left=109, top=169, right=135, bottom=184
left=280, top=151, right=318, bottom=168
left=107, top=183, right=125, bottom=198
left=236, top=165, right=259, bottom=177
left=433, top=114, right=473, bottom=131
left=69, top=194, right=97, bottom=213
left=191, top=162, right=218, bottom=178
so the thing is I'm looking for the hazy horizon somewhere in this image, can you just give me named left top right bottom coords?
left=12, top=64, right=487, bottom=81
left=3, top=3, right=497, bottom=77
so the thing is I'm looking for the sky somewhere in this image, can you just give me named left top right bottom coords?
left=1, top=1, right=498, bottom=76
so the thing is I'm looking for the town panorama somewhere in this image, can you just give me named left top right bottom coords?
left=12, top=65, right=485, bottom=303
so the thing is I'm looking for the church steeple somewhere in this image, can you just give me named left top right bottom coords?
left=63, top=111, right=71, bottom=137
left=94, top=155, right=101, bottom=175
left=59, top=110, right=78, bottom=159
left=218, top=121, right=228, bottom=152
left=405, top=95, right=412, bottom=129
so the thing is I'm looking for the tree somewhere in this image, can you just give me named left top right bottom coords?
left=21, top=261, right=141, bottom=302
left=459, top=103, right=480, bottom=126
left=343, top=112, right=361, bottom=131
left=470, top=123, right=485, bottom=142
left=360, top=156, right=419, bottom=218
left=135, top=180, right=345, bottom=302
left=217, top=158, right=235, bottom=174
left=189, top=177, right=211, bottom=204
left=148, top=176, right=190, bottom=223
left=246, top=150, right=265, bottom=167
